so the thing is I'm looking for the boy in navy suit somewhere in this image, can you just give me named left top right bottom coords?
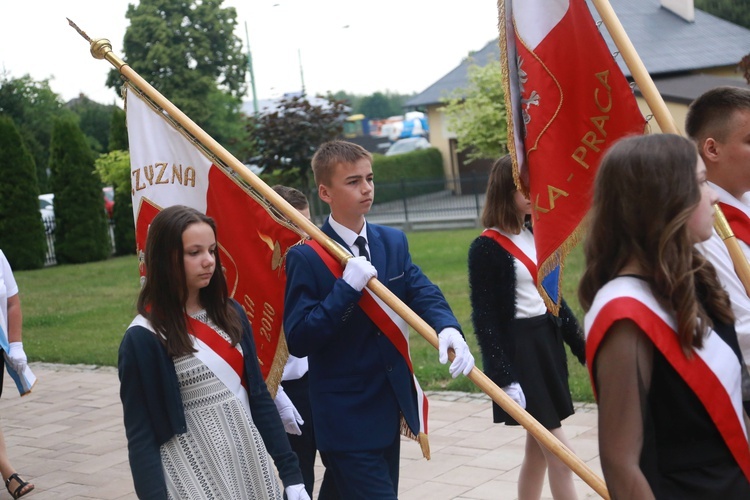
left=283, top=140, right=474, bottom=499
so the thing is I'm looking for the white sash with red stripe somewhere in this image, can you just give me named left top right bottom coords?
left=129, top=314, right=253, bottom=420
left=584, top=277, right=750, bottom=481
left=481, top=228, right=537, bottom=284
left=306, top=240, right=430, bottom=459
left=714, top=183, right=750, bottom=255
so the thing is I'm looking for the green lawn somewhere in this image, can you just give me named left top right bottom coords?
left=15, top=228, right=594, bottom=402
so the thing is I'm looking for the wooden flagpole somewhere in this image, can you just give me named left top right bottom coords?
left=70, top=22, right=609, bottom=498
left=590, top=0, right=750, bottom=297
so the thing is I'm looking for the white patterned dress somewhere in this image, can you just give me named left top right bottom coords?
left=160, top=311, right=283, bottom=500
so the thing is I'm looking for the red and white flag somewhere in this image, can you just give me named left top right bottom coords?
left=126, top=85, right=305, bottom=388
left=499, top=0, right=646, bottom=312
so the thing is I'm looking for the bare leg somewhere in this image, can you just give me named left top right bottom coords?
left=0, top=426, right=33, bottom=497
left=539, top=427, right=578, bottom=500
left=518, top=431, right=546, bottom=500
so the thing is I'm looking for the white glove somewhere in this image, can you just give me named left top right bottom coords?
left=274, top=386, right=304, bottom=435
left=342, top=256, right=377, bottom=291
left=7, top=342, right=27, bottom=374
left=285, top=483, right=310, bottom=500
left=438, top=327, right=475, bottom=378
left=502, top=382, right=526, bottom=409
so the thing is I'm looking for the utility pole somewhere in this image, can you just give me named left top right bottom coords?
left=244, top=21, right=259, bottom=116
left=298, top=48, right=306, bottom=94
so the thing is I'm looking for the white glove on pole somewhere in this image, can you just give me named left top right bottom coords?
left=285, top=483, right=310, bottom=500
left=7, top=342, right=27, bottom=374
left=502, top=382, right=526, bottom=409
left=274, top=385, right=304, bottom=435
left=437, top=327, right=475, bottom=378
left=342, top=256, right=377, bottom=291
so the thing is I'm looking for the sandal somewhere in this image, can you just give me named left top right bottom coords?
left=5, top=473, right=34, bottom=499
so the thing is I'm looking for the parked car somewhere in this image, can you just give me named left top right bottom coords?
left=385, top=137, right=431, bottom=156
left=38, top=188, right=114, bottom=233
left=102, top=186, right=115, bottom=219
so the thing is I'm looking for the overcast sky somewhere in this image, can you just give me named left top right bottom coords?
left=0, top=1, right=501, bottom=106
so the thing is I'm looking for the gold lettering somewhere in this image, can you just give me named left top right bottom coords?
left=594, top=88, right=612, bottom=113
left=570, top=71, right=613, bottom=171
left=591, top=116, right=609, bottom=137
left=547, top=185, right=569, bottom=210
left=155, top=162, right=169, bottom=184
left=143, top=164, right=155, bottom=185
left=258, top=302, right=275, bottom=342
left=581, top=131, right=604, bottom=153
left=572, top=147, right=591, bottom=169
left=244, top=295, right=255, bottom=320
left=595, top=70, right=611, bottom=91
left=171, top=164, right=183, bottom=185
left=534, top=193, right=550, bottom=216
left=132, top=169, right=147, bottom=192
left=184, top=166, right=196, bottom=187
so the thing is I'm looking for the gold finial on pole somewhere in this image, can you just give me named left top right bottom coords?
left=67, top=18, right=125, bottom=70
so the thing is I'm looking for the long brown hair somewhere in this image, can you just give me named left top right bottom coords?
left=137, top=205, right=242, bottom=356
left=481, top=155, right=525, bottom=233
left=578, top=134, right=732, bottom=353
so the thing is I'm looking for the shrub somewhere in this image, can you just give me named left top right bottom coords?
left=0, top=115, right=46, bottom=269
left=371, top=148, right=444, bottom=203
left=49, top=116, right=111, bottom=264
left=95, top=151, right=135, bottom=255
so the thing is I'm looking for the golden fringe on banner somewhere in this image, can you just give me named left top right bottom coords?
left=400, top=416, right=430, bottom=460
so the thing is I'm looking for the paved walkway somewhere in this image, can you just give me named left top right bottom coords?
left=0, top=363, right=603, bottom=499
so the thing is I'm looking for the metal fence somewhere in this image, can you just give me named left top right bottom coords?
left=40, top=175, right=490, bottom=266
left=43, top=218, right=116, bottom=266
left=307, top=174, right=489, bottom=231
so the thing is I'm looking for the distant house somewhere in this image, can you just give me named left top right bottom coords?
left=406, top=0, right=750, bottom=184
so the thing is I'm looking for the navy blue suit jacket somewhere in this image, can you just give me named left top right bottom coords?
left=283, top=220, right=461, bottom=452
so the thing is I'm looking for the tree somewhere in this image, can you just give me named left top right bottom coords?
left=356, top=91, right=412, bottom=119
left=49, top=116, right=111, bottom=264
left=95, top=151, right=135, bottom=255
left=0, top=74, right=65, bottom=193
left=441, top=61, right=507, bottom=162
left=741, top=54, right=750, bottom=85
left=247, top=94, right=349, bottom=187
left=67, top=94, right=116, bottom=153
left=109, top=106, right=129, bottom=151
left=108, top=0, right=247, bottom=148
left=695, top=0, right=750, bottom=29
left=328, top=90, right=361, bottom=110
left=0, top=116, right=46, bottom=270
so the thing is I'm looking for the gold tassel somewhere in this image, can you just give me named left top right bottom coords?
left=418, top=432, right=431, bottom=460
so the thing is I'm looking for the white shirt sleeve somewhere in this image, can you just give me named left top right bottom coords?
left=0, top=250, right=19, bottom=335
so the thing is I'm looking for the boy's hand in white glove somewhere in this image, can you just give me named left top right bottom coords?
left=342, top=256, right=377, bottom=291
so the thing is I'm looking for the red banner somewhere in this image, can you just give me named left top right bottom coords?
left=500, top=0, right=645, bottom=311
left=127, top=85, right=304, bottom=387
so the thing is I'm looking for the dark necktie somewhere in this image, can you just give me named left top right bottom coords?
left=354, top=236, right=370, bottom=262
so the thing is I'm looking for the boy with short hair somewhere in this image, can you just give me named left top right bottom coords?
left=687, top=86, right=750, bottom=366
left=283, top=140, right=474, bottom=499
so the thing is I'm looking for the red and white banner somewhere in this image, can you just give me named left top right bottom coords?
left=126, top=85, right=305, bottom=388
left=499, top=0, right=645, bottom=312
